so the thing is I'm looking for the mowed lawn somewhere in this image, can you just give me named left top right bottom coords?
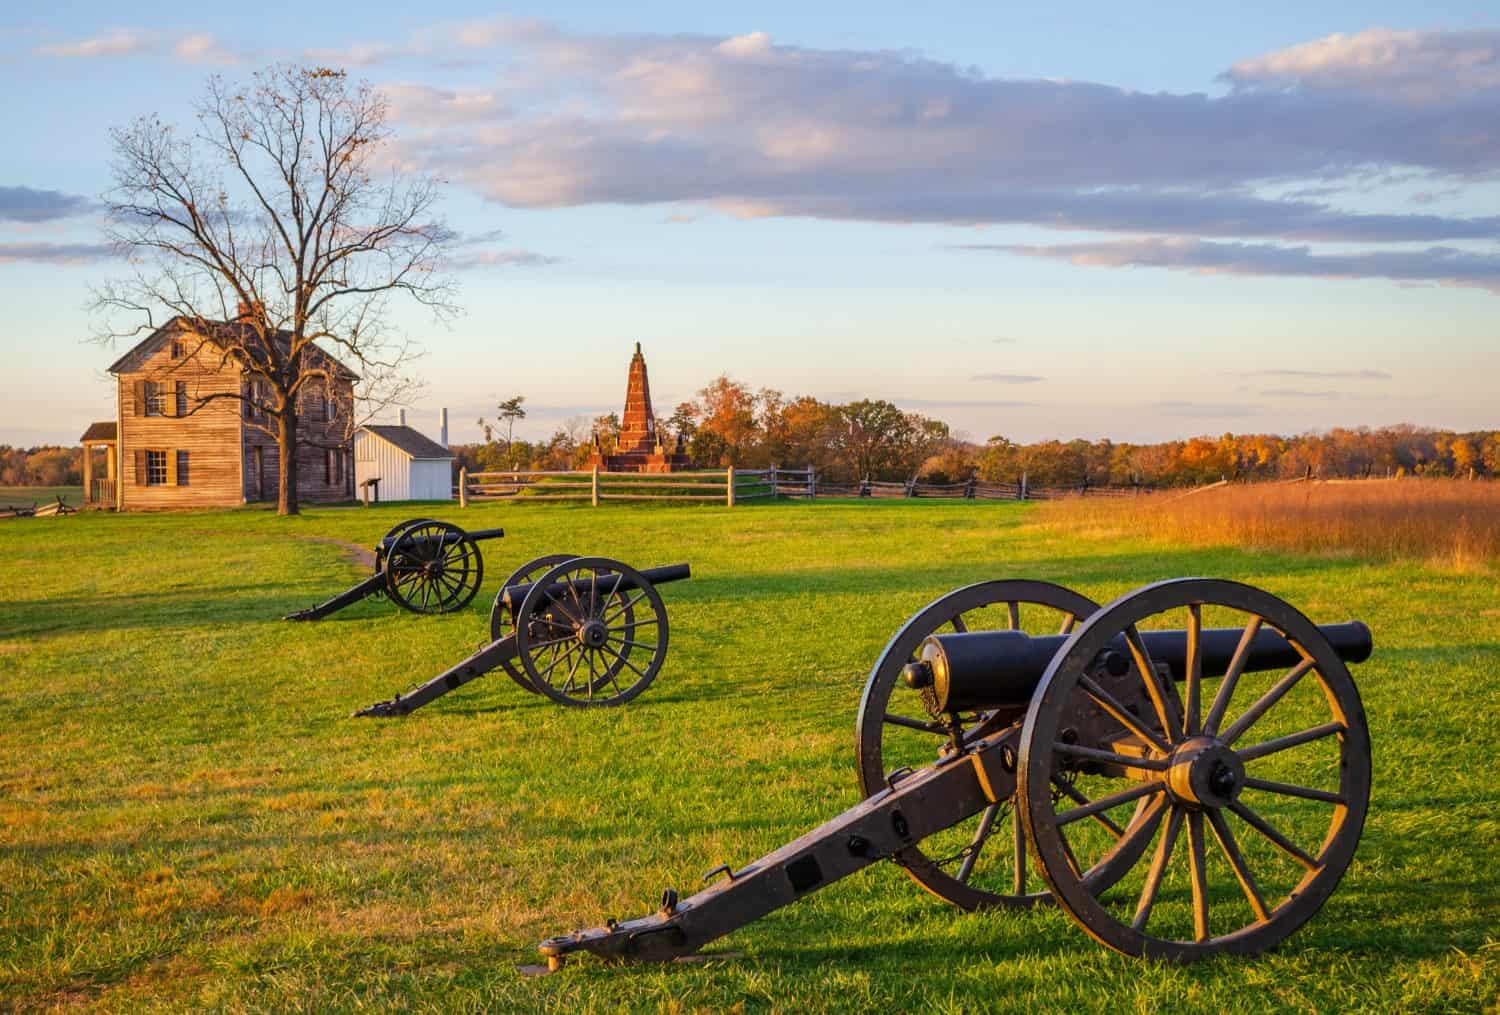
left=2, top=500, right=1496, bottom=1012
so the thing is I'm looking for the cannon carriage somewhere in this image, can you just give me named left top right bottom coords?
left=539, top=576, right=1372, bottom=967
left=285, top=518, right=505, bottom=620
left=355, top=554, right=692, bottom=716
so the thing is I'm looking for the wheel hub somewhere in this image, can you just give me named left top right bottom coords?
left=1165, top=736, right=1244, bottom=809
left=424, top=559, right=445, bottom=578
left=578, top=619, right=609, bottom=649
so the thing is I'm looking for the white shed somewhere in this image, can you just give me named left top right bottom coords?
left=353, top=425, right=454, bottom=501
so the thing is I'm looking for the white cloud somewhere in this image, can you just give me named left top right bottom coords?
left=1225, top=27, right=1500, bottom=103
left=976, top=237, right=1500, bottom=293
left=0, top=241, right=117, bottom=265
left=173, top=33, right=242, bottom=65
left=380, top=22, right=1500, bottom=262
left=303, top=42, right=398, bottom=67
left=36, top=29, right=151, bottom=58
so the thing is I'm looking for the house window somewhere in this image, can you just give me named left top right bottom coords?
left=145, top=450, right=167, bottom=485
left=170, top=340, right=184, bottom=359
left=176, top=450, right=190, bottom=486
left=144, top=382, right=165, bottom=416
left=245, top=379, right=269, bottom=420
left=306, top=391, right=326, bottom=422
left=175, top=381, right=188, bottom=416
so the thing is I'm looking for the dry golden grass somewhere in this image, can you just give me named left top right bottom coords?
left=1040, top=478, right=1500, bottom=568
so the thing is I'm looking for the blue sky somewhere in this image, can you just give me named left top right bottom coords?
left=2, top=2, right=1497, bottom=446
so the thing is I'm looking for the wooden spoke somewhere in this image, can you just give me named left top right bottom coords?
left=1124, top=626, right=1181, bottom=744
left=1228, top=800, right=1320, bottom=871
left=546, top=594, right=584, bottom=627
left=1078, top=674, right=1171, bottom=755
left=1184, top=604, right=1202, bottom=737
left=1207, top=808, right=1269, bottom=922
left=1052, top=742, right=1171, bottom=771
left=1058, top=613, right=1078, bottom=635
left=1241, top=776, right=1345, bottom=805
left=1056, top=781, right=1163, bottom=827
left=1236, top=721, right=1345, bottom=762
left=1051, top=776, right=1125, bottom=837
left=608, top=637, right=661, bottom=653
left=1187, top=811, right=1210, bottom=943
left=602, top=590, right=647, bottom=624
left=1006, top=601, right=1021, bottom=630
left=956, top=804, right=1001, bottom=883
left=526, top=634, right=578, bottom=651
left=1220, top=658, right=1316, bottom=745
left=1132, top=804, right=1184, bottom=931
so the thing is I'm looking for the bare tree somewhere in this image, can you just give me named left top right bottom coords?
left=94, top=64, right=454, bottom=515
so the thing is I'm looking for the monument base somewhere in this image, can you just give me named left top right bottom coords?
left=589, top=450, right=694, bottom=473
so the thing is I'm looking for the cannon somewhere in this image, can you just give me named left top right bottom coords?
left=354, top=555, right=691, bottom=715
left=285, top=518, right=505, bottom=620
left=538, top=577, right=1372, bottom=966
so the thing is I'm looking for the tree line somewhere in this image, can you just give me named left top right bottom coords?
left=1, top=446, right=83, bottom=487
left=454, top=377, right=1500, bottom=487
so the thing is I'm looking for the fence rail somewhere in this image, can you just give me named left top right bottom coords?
left=455, top=464, right=1152, bottom=507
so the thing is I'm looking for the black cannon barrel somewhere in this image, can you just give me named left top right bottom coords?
left=500, top=563, right=692, bottom=612
left=912, top=621, right=1371, bottom=715
left=378, top=526, right=505, bottom=551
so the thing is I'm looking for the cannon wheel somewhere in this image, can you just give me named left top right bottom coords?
left=514, top=556, right=668, bottom=708
left=490, top=554, right=580, bottom=694
left=374, top=517, right=437, bottom=573
left=383, top=519, right=485, bottom=615
left=855, top=579, right=1143, bottom=910
left=1018, top=578, right=1371, bottom=961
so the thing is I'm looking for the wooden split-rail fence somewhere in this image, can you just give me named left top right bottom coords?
left=456, top=466, right=1150, bottom=507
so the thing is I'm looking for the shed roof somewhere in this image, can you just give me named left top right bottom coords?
left=360, top=424, right=453, bottom=460
left=80, top=421, right=118, bottom=443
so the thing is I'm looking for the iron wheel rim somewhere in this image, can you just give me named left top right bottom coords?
left=1017, top=577, right=1372, bottom=961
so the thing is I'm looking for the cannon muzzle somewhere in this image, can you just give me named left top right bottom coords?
left=906, top=620, right=1371, bottom=715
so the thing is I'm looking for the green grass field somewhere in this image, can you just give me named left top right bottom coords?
left=0, top=486, right=83, bottom=510
left=2, top=500, right=1496, bottom=1011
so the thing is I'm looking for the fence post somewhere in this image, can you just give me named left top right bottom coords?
left=459, top=467, right=468, bottom=507
left=770, top=464, right=779, bottom=501
left=808, top=467, right=816, bottom=500
left=1020, top=472, right=1028, bottom=501
left=726, top=466, right=736, bottom=507
left=964, top=474, right=975, bottom=499
left=591, top=464, right=600, bottom=507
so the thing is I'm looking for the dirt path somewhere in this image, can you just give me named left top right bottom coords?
left=294, top=535, right=376, bottom=569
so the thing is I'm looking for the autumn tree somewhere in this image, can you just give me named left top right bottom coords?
left=95, top=65, right=452, bottom=515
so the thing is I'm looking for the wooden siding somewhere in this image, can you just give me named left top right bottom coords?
left=353, top=430, right=453, bottom=501
left=117, top=341, right=245, bottom=509
left=115, top=337, right=355, bottom=510
left=241, top=377, right=354, bottom=504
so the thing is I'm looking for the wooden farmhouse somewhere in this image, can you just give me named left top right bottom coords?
left=353, top=425, right=454, bottom=502
left=81, top=315, right=358, bottom=510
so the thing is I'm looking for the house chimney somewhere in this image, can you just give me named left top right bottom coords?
left=399, top=408, right=407, bottom=426
left=440, top=408, right=449, bottom=448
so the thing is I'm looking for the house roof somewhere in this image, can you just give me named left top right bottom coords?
left=106, top=316, right=360, bottom=382
left=80, top=421, right=118, bottom=443
left=361, top=424, right=453, bottom=460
